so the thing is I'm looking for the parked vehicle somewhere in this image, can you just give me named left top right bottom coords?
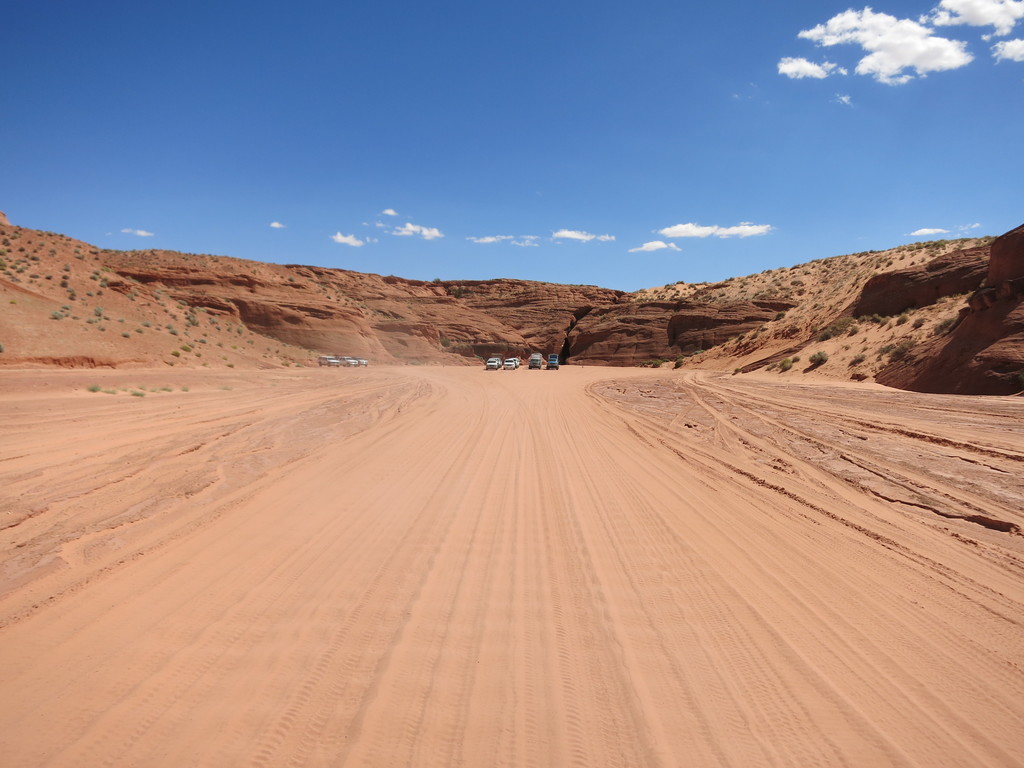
left=503, top=358, right=518, bottom=370
left=485, top=357, right=502, bottom=370
left=528, top=353, right=543, bottom=370
left=318, top=355, right=342, bottom=367
left=547, top=354, right=560, bottom=370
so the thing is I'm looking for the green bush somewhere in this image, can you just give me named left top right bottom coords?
left=809, top=351, right=829, bottom=366
left=818, top=317, right=857, bottom=340
left=887, top=339, right=915, bottom=361
left=779, top=358, right=794, bottom=371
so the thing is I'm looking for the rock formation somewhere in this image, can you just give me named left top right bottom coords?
left=2, top=216, right=1021, bottom=394
left=877, top=224, right=1024, bottom=394
left=849, top=246, right=988, bottom=318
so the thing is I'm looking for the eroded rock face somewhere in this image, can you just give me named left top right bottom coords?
left=563, top=300, right=789, bottom=365
left=850, top=247, right=988, bottom=318
left=878, top=224, right=1024, bottom=394
left=101, top=248, right=791, bottom=367
left=987, top=223, right=1024, bottom=285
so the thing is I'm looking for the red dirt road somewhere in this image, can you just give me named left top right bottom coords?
left=2, top=366, right=1023, bottom=766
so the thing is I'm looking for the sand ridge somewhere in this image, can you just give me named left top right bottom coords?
left=1, top=366, right=1023, bottom=766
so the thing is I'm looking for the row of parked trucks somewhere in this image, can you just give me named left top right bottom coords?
left=486, top=353, right=559, bottom=370
left=318, top=355, right=368, bottom=367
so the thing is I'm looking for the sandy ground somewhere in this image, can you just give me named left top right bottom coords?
left=2, top=365, right=1023, bottom=767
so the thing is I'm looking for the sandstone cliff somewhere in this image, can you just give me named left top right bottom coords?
left=877, top=224, right=1024, bottom=394
left=1, top=217, right=1020, bottom=394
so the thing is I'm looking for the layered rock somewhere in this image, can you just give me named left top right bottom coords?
left=877, top=224, right=1024, bottom=394
left=987, top=223, right=1024, bottom=284
left=849, top=246, right=989, bottom=318
left=564, top=300, right=790, bottom=365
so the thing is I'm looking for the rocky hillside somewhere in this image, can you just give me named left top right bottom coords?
left=1, top=213, right=1021, bottom=393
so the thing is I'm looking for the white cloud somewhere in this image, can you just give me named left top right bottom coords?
left=467, top=235, right=514, bottom=244
left=658, top=222, right=773, bottom=239
left=552, top=229, right=615, bottom=242
left=778, top=57, right=847, bottom=78
left=909, top=227, right=950, bottom=235
left=628, top=241, right=682, bottom=253
left=993, top=37, right=1024, bottom=57
left=718, top=223, right=774, bottom=237
left=269, top=221, right=285, bottom=229
left=798, top=8, right=974, bottom=84
left=381, top=208, right=399, bottom=216
left=393, top=222, right=444, bottom=240
left=121, top=228, right=154, bottom=237
left=331, top=232, right=365, bottom=247
left=927, top=0, right=1024, bottom=36
left=512, top=238, right=540, bottom=247
left=835, top=93, right=853, bottom=105
left=658, top=223, right=719, bottom=238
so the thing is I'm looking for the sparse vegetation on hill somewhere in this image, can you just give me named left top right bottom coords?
left=1, top=216, right=1020, bottom=392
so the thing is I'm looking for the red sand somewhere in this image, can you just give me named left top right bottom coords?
left=2, top=366, right=1023, bottom=766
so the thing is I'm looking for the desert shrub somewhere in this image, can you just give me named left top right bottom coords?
left=895, top=313, right=909, bottom=325
left=849, top=354, right=866, bottom=366
left=779, top=358, right=794, bottom=371
left=934, top=317, right=956, bottom=335
left=1014, top=371, right=1024, bottom=391
left=818, top=317, right=857, bottom=340
left=912, top=317, right=925, bottom=329
left=809, top=351, right=829, bottom=366
left=87, top=384, right=102, bottom=392
left=887, top=339, right=915, bottom=361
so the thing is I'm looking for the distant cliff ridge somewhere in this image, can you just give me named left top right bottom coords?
left=0, top=217, right=1020, bottom=394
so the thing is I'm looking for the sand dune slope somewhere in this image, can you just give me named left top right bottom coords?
left=1, top=367, right=1023, bottom=766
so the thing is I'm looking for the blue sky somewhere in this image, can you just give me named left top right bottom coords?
left=3, top=0, right=1022, bottom=291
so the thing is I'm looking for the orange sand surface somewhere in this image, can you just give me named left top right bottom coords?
left=2, top=365, right=1023, bottom=766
